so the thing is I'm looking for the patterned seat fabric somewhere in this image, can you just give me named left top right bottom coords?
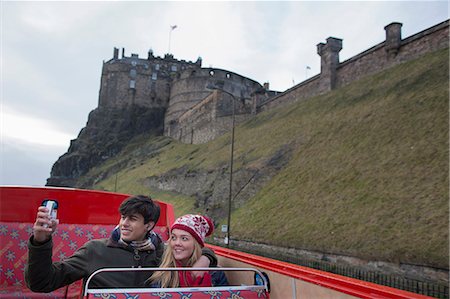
left=88, top=289, right=269, bottom=299
left=0, top=222, right=168, bottom=298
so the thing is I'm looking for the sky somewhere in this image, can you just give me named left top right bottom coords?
left=1, top=1, right=448, bottom=186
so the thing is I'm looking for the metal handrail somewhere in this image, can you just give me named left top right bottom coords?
left=84, top=267, right=269, bottom=296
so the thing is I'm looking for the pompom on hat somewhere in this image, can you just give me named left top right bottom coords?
left=171, top=214, right=214, bottom=247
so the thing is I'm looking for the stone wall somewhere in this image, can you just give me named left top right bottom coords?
left=87, top=20, right=450, bottom=150
left=258, top=74, right=322, bottom=112
left=165, top=68, right=263, bottom=139
left=175, top=92, right=218, bottom=144
left=173, top=90, right=253, bottom=144
left=259, top=20, right=449, bottom=112
left=336, top=20, right=449, bottom=88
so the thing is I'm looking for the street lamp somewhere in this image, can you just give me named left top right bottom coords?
left=206, top=84, right=236, bottom=247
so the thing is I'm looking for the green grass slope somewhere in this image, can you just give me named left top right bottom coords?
left=89, top=48, right=448, bottom=268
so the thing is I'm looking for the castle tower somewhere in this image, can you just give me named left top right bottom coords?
left=385, top=22, right=403, bottom=58
left=98, top=48, right=201, bottom=110
left=317, top=37, right=343, bottom=91
left=164, top=68, right=263, bottom=139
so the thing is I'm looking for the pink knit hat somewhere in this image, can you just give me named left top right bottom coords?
left=171, top=214, right=214, bottom=247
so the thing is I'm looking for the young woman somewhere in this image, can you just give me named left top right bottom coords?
left=148, top=214, right=227, bottom=287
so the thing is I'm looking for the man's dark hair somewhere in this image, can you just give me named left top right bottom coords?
left=119, top=195, right=160, bottom=224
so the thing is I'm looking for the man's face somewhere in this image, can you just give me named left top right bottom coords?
left=119, top=213, right=151, bottom=242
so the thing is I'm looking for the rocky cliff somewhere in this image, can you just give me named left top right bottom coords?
left=46, top=105, right=165, bottom=187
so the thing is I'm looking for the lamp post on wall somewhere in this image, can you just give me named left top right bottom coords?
left=206, top=84, right=236, bottom=247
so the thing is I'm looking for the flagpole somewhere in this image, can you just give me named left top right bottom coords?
left=168, top=25, right=177, bottom=54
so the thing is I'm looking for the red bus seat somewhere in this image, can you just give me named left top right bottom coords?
left=0, top=222, right=168, bottom=298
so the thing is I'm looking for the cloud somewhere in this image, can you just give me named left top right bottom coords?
left=1, top=1, right=448, bottom=186
left=0, top=139, right=64, bottom=186
left=2, top=106, right=74, bottom=147
left=17, top=2, right=106, bottom=36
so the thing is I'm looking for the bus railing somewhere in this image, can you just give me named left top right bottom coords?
left=83, top=267, right=270, bottom=299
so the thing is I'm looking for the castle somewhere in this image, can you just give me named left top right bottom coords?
left=47, top=20, right=449, bottom=187
left=99, top=48, right=275, bottom=144
left=98, top=20, right=448, bottom=145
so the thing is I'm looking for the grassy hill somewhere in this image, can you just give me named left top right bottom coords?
left=83, top=48, right=449, bottom=269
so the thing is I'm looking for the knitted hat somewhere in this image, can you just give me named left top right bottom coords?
left=171, top=214, right=214, bottom=247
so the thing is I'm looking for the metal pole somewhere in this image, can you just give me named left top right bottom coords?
left=168, top=29, right=172, bottom=54
left=205, top=86, right=236, bottom=247
left=168, top=25, right=177, bottom=54
left=227, top=92, right=235, bottom=247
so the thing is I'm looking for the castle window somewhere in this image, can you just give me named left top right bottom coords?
left=129, top=80, right=136, bottom=89
left=171, top=65, right=177, bottom=72
left=155, top=64, right=160, bottom=70
left=131, top=60, right=137, bottom=66
left=209, top=70, right=215, bottom=76
left=152, top=73, right=157, bottom=80
left=226, top=73, right=231, bottom=79
left=130, top=69, right=137, bottom=78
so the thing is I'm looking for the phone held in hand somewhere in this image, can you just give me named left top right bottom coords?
left=41, top=199, right=59, bottom=228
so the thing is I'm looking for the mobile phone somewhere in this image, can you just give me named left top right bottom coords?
left=41, top=199, right=58, bottom=228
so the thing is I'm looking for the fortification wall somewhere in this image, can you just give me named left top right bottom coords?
left=258, top=20, right=449, bottom=112
left=172, top=91, right=252, bottom=144
left=258, top=74, right=322, bottom=112
left=336, top=20, right=449, bottom=88
left=175, top=93, right=218, bottom=144
left=95, top=20, right=448, bottom=146
left=165, top=68, right=262, bottom=137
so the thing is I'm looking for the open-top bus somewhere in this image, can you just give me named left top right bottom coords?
left=0, top=186, right=436, bottom=298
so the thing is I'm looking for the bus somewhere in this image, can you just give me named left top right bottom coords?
left=0, top=186, right=436, bottom=299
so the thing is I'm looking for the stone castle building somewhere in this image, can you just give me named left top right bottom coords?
left=99, top=48, right=276, bottom=145
left=47, top=20, right=449, bottom=187
left=98, top=20, right=448, bottom=144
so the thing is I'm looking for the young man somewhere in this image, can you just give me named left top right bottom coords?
left=25, top=195, right=216, bottom=292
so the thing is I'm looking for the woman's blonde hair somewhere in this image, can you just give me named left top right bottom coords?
left=148, top=239, right=203, bottom=287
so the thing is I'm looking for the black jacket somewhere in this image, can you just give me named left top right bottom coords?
left=25, top=229, right=217, bottom=292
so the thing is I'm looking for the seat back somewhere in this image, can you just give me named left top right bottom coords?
left=0, top=222, right=168, bottom=298
left=0, top=186, right=173, bottom=298
left=83, top=267, right=270, bottom=299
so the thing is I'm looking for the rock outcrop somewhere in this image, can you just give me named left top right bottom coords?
left=46, top=105, right=165, bottom=187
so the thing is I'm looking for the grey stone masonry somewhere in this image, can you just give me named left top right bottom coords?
left=96, top=20, right=449, bottom=145
left=259, top=19, right=448, bottom=113
left=385, top=22, right=403, bottom=58
left=317, top=37, right=343, bottom=91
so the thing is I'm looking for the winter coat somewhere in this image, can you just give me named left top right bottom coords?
left=25, top=230, right=164, bottom=292
left=25, top=228, right=218, bottom=293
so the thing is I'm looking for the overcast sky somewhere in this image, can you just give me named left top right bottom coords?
left=1, top=1, right=448, bottom=186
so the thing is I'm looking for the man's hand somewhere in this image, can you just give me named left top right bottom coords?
left=32, top=206, right=58, bottom=244
left=191, top=255, right=211, bottom=278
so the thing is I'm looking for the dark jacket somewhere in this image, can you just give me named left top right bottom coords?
left=25, top=228, right=218, bottom=292
left=25, top=231, right=164, bottom=292
left=211, top=270, right=229, bottom=286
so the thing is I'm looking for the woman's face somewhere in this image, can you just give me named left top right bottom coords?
left=170, top=228, right=196, bottom=265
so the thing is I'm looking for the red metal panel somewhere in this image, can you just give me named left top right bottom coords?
left=0, top=186, right=172, bottom=226
left=207, top=244, right=435, bottom=299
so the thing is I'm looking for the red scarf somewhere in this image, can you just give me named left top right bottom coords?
left=176, top=261, right=212, bottom=287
